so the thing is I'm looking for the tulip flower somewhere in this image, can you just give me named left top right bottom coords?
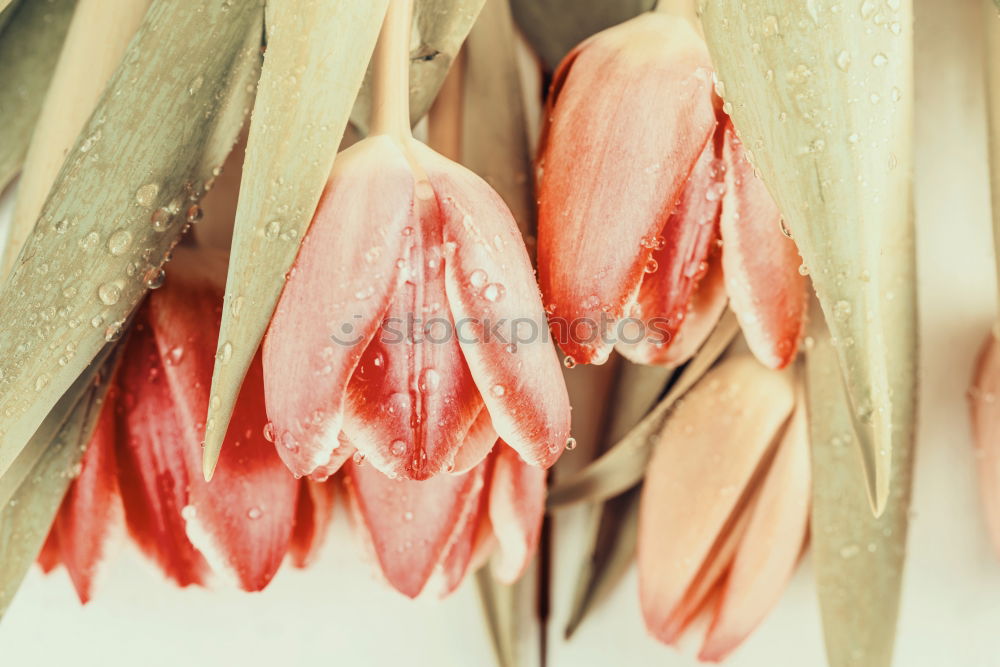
left=638, top=354, right=810, bottom=661
left=40, top=246, right=318, bottom=596
left=537, top=11, right=807, bottom=369
left=343, top=437, right=545, bottom=598
left=262, top=0, right=571, bottom=482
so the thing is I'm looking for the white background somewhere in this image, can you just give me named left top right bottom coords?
left=3, top=0, right=1000, bottom=665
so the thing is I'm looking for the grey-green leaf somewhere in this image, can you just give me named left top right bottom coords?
left=0, top=0, right=76, bottom=192
left=546, top=310, right=740, bottom=507
left=476, top=565, right=537, bottom=667
left=806, top=315, right=913, bottom=667
left=0, top=0, right=263, bottom=481
left=0, top=344, right=119, bottom=618
left=351, top=0, right=486, bottom=133
left=509, top=0, right=653, bottom=71
left=201, top=0, right=389, bottom=479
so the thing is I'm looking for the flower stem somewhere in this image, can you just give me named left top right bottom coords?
left=371, top=0, right=414, bottom=139
left=654, top=0, right=699, bottom=27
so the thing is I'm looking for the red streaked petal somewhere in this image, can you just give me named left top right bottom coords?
left=416, top=143, right=571, bottom=470
left=701, top=398, right=811, bottom=661
left=184, top=355, right=299, bottom=592
left=720, top=125, right=807, bottom=369
left=537, top=13, right=717, bottom=364
left=451, top=407, right=498, bottom=474
left=54, top=389, right=121, bottom=603
left=116, top=316, right=208, bottom=587
left=970, top=332, right=1000, bottom=556
left=37, top=530, right=61, bottom=574
left=289, top=479, right=337, bottom=568
left=637, top=356, right=795, bottom=645
left=344, top=458, right=487, bottom=598
left=344, top=189, right=482, bottom=479
left=439, top=460, right=493, bottom=595
left=263, top=136, right=416, bottom=476
left=488, top=443, right=546, bottom=583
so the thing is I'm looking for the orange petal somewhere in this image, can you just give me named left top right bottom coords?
left=637, top=355, right=795, bottom=644
left=719, top=124, right=807, bottom=369
left=701, top=396, right=811, bottom=661
left=418, top=143, right=572, bottom=470
left=289, top=479, right=337, bottom=568
left=488, top=443, right=546, bottom=583
left=53, top=387, right=121, bottom=603
left=263, top=136, right=416, bottom=476
left=344, top=457, right=489, bottom=598
left=970, top=331, right=1000, bottom=556
left=537, top=12, right=717, bottom=364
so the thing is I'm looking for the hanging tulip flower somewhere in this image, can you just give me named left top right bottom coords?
left=39, top=245, right=321, bottom=595
left=262, top=0, right=571, bottom=482
left=638, top=354, right=810, bottom=661
left=536, top=10, right=807, bottom=369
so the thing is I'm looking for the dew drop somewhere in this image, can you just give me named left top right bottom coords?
left=481, top=283, right=506, bottom=302
left=151, top=208, right=172, bottom=232
left=186, top=205, right=203, bottom=223
left=135, top=183, right=160, bottom=207
left=107, top=229, right=132, bottom=256
left=565, top=437, right=577, bottom=451
left=144, top=267, right=166, bottom=289
left=563, top=356, right=577, bottom=369
left=262, top=422, right=276, bottom=442
left=490, top=383, right=506, bottom=397
left=390, top=439, right=406, bottom=456
left=98, top=281, right=123, bottom=306
left=217, top=341, right=233, bottom=364
left=468, top=269, right=488, bottom=288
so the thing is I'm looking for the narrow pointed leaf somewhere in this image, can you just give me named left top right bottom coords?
left=805, top=316, right=913, bottom=667
left=509, top=0, right=654, bottom=71
left=702, top=1, right=916, bottom=514
left=546, top=310, right=740, bottom=507
left=0, top=0, right=263, bottom=481
left=3, top=0, right=151, bottom=274
left=0, top=346, right=120, bottom=618
left=984, top=0, right=1000, bottom=295
left=0, top=0, right=76, bottom=192
left=475, top=564, right=538, bottom=667
left=202, top=0, right=389, bottom=480
left=351, top=0, right=486, bottom=133
left=0, top=0, right=21, bottom=34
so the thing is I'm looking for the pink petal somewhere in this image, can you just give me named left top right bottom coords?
left=536, top=13, right=717, bottom=364
left=37, top=530, right=61, bottom=574
left=450, top=407, right=498, bottom=474
left=439, top=460, right=493, bottom=595
left=54, top=388, right=121, bottom=603
left=701, top=397, right=811, bottom=661
left=344, top=457, right=488, bottom=598
left=417, top=143, right=572, bottom=470
left=719, top=124, right=807, bottom=369
left=970, top=331, right=1000, bottom=556
left=289, top=479, right=337, bottom=568
left=343, top=187, right=483, bottom=479
left=638, top=356, right=795, bottom=645
left=488, top=443, right=546, bottom=583
left=263, top=136, right=416, bottom=476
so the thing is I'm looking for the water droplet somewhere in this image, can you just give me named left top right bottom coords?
left=281, top=431, right=299, bottom=452
left=403, top=511, right=414, bottom=521
left=246, top=506, right=262, bottom=520
left=563, top=356, right=577, bottom=369
left=135, top=183, right=160, bottom=207
left=98, top=281, right=123, bottom=305
left=186, top=205, right=203, bottom=223
left=144, top=267, right=166, bottom=289
left=352, top=451, right=366, bottom=466
left=217, top=341, right=233, bottom=364
left=836, top=50, right=852, bottom=71
left=390, top=439, right=406, bottom=456
left=265, top=220, right=281, bottom=239
left=419, top=368, right=440, bottom=393
left=53, top=218, right=69, bottom=233
left=34, top=374, right=50, bottom=391
left=107, top=229, right=132, bottom=256
left=490, top=384, right=506, bottom=397
left=565, top=437, right=577, bottom=451
left=481, top=283, right=506, bottom=302
left=871, top=52, right=889, bottom=67
left=469, top=269, right=488, bottom=288
left=644, top=259, right=659, bottom=274
left=262, top=422, right=275, bottom=442
left=166, top=346, right=184, bottom=365
left=833, top=300, right=852, bottom=320
left=151, top=208, right=172, bottom=231
left=188, top=75, right=204, bottom=95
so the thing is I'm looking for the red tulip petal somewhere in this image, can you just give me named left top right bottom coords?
left=54, top=389, right=121, bottom=603
left=970, top=331, right=1000, bottom=556
left=638, top=356, right=795, bottom=645
left=307, top=434, right=354, bottom=482
left=116, top=316, right=208, bottom=587
left=343, top=187, right=483, bottom=479
left=701, top=398, right=811, bottom=662
left=417, top=143, right=571, bottom=470
left=37, top=530, right=61, bottom=574
left=537, top=13, right=717, bottom=364
left=264, top=136, right=416, bottom=476
left=183, top=355, right=299, bottom=591
left=289, top=479, right=337, bottom=568
left=344, top=458, right=487, bottom=598
left=451, top=407, right=498, bottom=474
left=488, top=443, right=546, bottom=583
left=719, top=125, right=807, bottom=369
left=439, top=460, right=493, bottom=595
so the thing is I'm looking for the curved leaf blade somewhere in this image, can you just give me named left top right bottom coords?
left=0, top=0, right=76, bottom=192
left=201, top=0, right=389, bottom=479
left=805, top=313, right=913, bottom=667
left=701, top=1, right=916, bottom=514
left=0, top=0, right=263, bottom=480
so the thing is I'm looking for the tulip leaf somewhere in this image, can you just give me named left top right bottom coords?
left=351, top=0, right=486, bottom=134
left=0, top=0, right=263, bottom=481
left=563, top=487, right=639, bottom=638
left=805, top=313, right=913, bottom=667
left=462, top=0, right=534, bottom=236
left=509, top=0, right=654, bottom=71
left=0, top=0, right=76, bottom=193
left=984, top=1, right=1000, bottom=280
left=0, top=344, right=120, bottom=618
left=0, top=0, right=21, bottom=34
left=546, top=310, right=740, bottom=507
left=2, top=0, right=152, bottom=275
left=475, top=564, right=538, bottom=667
left=701, top=1, right=916, bottom=515
left=201, top=0, right=389, bottom=479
